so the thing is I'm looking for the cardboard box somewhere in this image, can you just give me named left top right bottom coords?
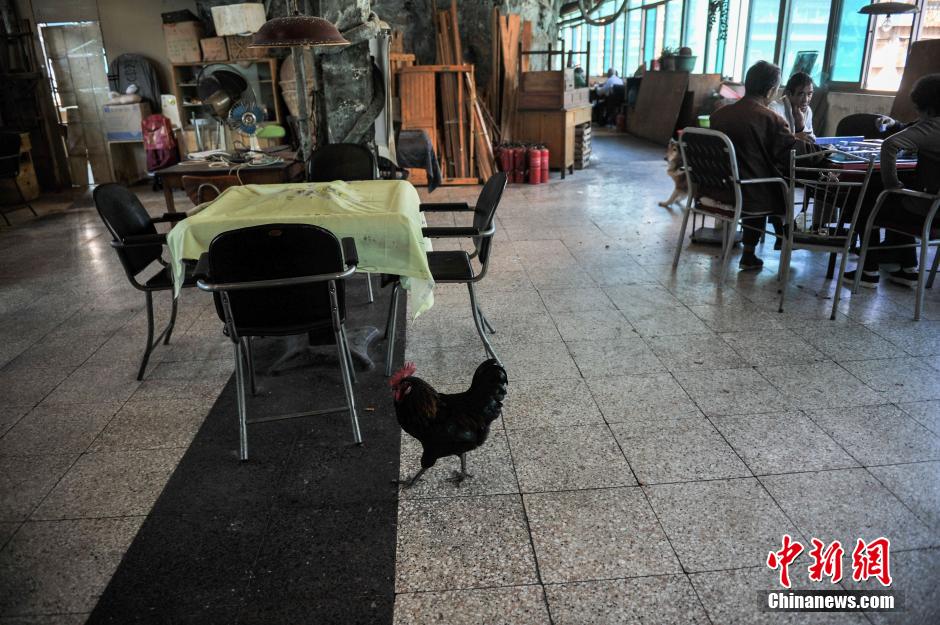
left=211, top=3, right=266, bottom=36
left=164, top=21, right=203, bottom=63
left=102, top=102, right=152, bottom=141
left=200, top=37, right=228, bottom=61
left=226, top=35, right=265, bottom=60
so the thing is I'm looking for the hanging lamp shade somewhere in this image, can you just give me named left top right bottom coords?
left=249, top=15, right=350, bottom=48
left=858, top=2, right=919, bottom=15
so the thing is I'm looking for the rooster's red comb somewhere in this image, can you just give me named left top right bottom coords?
left=389, top=362, right=417, bottom=387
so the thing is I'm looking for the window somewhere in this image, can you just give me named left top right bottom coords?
left=625, top=7, right=642, bottom=74
left=744, top=0, right=781, bottom=70
left=830, top=0, right=870, bottom=82
left=863, top=0, right=917, bottom=90
left=780, top=0, right=831, bottom=83
left=683, top=0, right=709, bottom=72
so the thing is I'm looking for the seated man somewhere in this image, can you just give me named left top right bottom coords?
left=710, top=60, right=818, bottom=270
left=595, top=68, right=623, bottom=97
left=770, top=71, right=816, bottom=141
left=844, top=73, right=940, bottom=288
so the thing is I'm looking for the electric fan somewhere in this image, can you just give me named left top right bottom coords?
left=194, top=65, right=269, bottom=154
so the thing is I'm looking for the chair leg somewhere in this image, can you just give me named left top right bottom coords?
left=916, top=238, right=930, bottom=321
left=825, top=252, right=837, bottom=280
left=468, top=283, right=499, bottom=363
left=15, top=179, right=36, bottom=218
left=234, top=339, right=249, bottom=461
left=365, top=272, right=374, bottom=303
left=163, top=295, right=178, bottom=345
left=853, top=227, right=875, bottom=295
left=335, top=322, right=362, bottom=444
left=717, top=221, right=736, bottom=284
left=927, top=246, right=940, bottom=289
left=672, top=205, right=693, bottom=268
left=340, top=325, right=357, bottom=384
left=243, top=337, right=257, bottom=396
left=137, top=291, right=156, bottom=381
left=385, top=282, right=401, bottom=377
left=777, top=239, right=793, bottom=313
left=478, top=306, right=496, bottom=334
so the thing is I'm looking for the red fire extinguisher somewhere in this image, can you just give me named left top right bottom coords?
left=498, top=145, right=512, bottom=173
left=527, top=147, right=541, bottom=184
left=540, top=146, right=549, bottom=183
left=512, top=146, right=526, bottom=184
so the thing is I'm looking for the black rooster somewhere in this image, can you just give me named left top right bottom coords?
left=390, top=359, right=508, bottom=488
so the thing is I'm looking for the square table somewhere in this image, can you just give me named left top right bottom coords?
left=166, top=180, right=435, bottom=317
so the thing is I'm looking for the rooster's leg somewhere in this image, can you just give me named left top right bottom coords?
left=445, top=454, right=475, bottom=485
left=393, top=466, right=429, bottom=489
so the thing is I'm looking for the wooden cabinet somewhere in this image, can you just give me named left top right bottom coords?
left=515, top=105, right=591, bottom=175
left=170, top=59, right=281, bottom=131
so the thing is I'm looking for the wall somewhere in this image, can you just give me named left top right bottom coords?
left=820, top=91, right=895, bottom=136
left=96, top=0, right=199, bottom=97
left=372, top=0, right=563, bottom=90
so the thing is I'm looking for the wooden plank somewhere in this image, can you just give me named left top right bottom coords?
left=399, top=64, right=473, bottom=73
left=498, top=13, right=521, bottom=141
left=891, top=39, right=940, bottom=123
left=521, top=20, right=533, bottom=72
left=626, top=71, right=690, bottom=144
left=449, top=1, right=468, bottom=178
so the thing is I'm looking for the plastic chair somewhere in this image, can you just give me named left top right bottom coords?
left=181, top=174, right=242, bottom=205
left=384, top=172, right=508, bottom=376
left=672, top=128, right=788, bottom=283
left=93, top=183, right=193, bottom=379
left=853, top=189, right=940, bottom=320
left=195, top=224, right=362, bottom=460
left=0, top=133, right=37, bottom=226
left=778, top=148, right=875, bottom=318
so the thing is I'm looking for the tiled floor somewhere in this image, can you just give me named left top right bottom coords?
left=0, top=131, right=938, bottom=623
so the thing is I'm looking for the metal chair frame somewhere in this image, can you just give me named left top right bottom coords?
left=196, top=243, right=361, bottom=460
left=779, top=148, right=875, bottom=318
left=384, top=173, right=508, bottom=376
left=672, top=127, right=788, bottom=283
left=0, top=138, right=38, bottom=226
left=852, top=188, right=940, bottom=320
left=94, top=184, right=189, bottom=379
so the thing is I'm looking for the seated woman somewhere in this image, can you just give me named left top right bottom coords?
left=843, top=73, right=940, bottom=288
left=770, top=72, right=816, bottom=141
left=710, top=61, right=818, bottom=270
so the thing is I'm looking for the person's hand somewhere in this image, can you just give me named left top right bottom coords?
left=876, top=116, right=896, bottom=133
left=791, top=102, right=805, bottom=133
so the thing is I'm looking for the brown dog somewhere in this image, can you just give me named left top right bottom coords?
left=658, top=139, right=688, bottom=208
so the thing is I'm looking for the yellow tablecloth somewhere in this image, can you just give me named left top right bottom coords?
left=166, top=180, right=435, bottom=317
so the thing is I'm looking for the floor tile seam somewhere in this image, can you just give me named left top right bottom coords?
left=894, top=401, right=940, bottom=435
left=15, top=512, right=148, bottom=525
left=859, top=322, right=936, bottom=358
left=849, top=460, right=940, bottom=535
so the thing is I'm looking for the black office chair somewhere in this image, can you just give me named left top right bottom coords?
left=835, top=113, right=890, bottom=140
left=94, top=183, right=194, bottom=379
left=308, top=142, right=378, bottom=303
left=384, top=172, right=508, bottom=376
left=195, top=224, right=361, bottom=460
left=0, top=133, right=38, bottom=226
left=307, top=143, right=377, bottom=182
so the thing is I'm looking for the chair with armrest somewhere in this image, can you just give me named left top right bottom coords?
left=307, top=142, right=378, bottom=303
left=853, top=188, right=940, bottom=320
left=778, top=148, right=875, bottom=318
left=195, top=224, right=361, bottom=460
left=0, top=133, right=38, bottom=226
left=307, top=143, right=377, bottom=182
left=181, top=174, right=243, bottom=205
left=672, top=128, right=788, bottom=284
left=384, top=172, right=508, bottom=376
left=93, top=183, right=193, bottom=379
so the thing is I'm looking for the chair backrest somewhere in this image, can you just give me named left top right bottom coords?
left=789, top=148, right=875, bottom=248
left=0, top=133, right=22, bottom=178
left=472, top=172, right=508, bottom=267
left=835, top=113, right=885, bottom=140
left=206, top=224, right=347, bottom=336
left=678, top=128, right=742, bottom=209
left=93, top=183, right=162, bottom=278
left=308, top=143, right=377, bottom=182
left=181, top=174, right=242, bottom=204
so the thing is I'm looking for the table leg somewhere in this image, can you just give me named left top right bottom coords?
left=163, top=181, right=176, bottom=213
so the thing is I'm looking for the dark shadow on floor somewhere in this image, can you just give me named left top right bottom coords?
left=86, top=279, right=405, bottom=625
